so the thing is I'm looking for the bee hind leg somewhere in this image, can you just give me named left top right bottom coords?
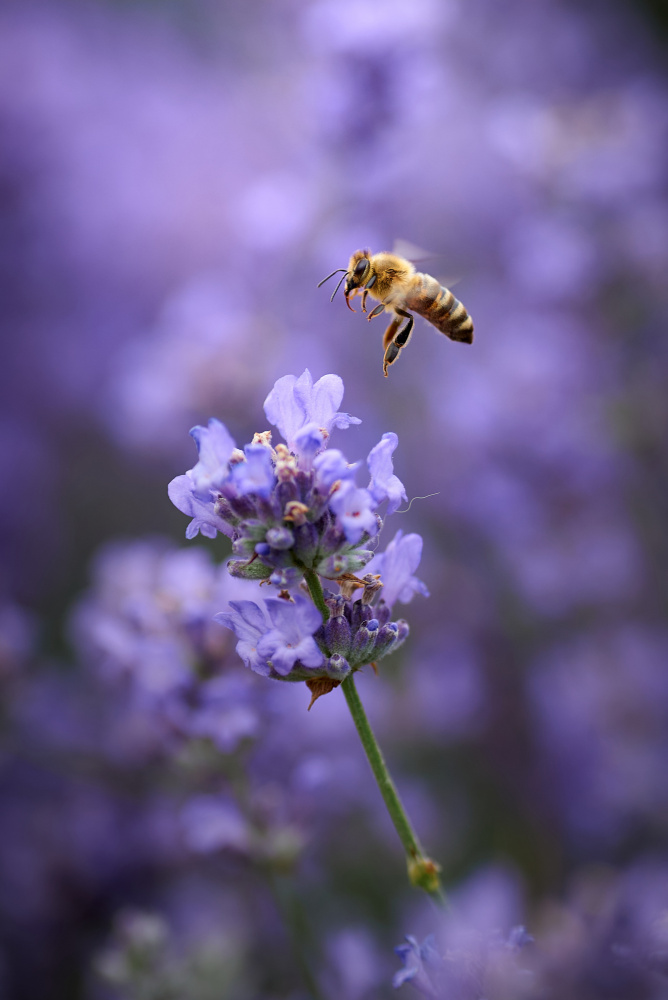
left=382, top=317, right=401, bottom=350
left=382, top=310, right=413, bottom=378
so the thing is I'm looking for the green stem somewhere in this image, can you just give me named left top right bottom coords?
left=303, top=567, right=446, bottom=905
left=341, top=673, right=446, bottom=905
left=303, top=567, right=329, bottom=622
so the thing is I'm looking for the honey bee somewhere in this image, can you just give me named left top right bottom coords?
left=318, top=248, right=474, bottom=376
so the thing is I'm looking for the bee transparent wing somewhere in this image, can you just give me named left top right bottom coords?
left=391, top=237, right=437, bottom=263
left=391, top=238, right=462, bottom=287
left=438, top=273, right=463, bottom=289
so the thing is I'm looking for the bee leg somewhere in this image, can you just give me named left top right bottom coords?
left=367, top=302, right=386, bottom=322
left=382, top=316, right=401, bottom=350
left=361, top=290, right=368, bottom=313
left=382, top=311, right=413, bottom=377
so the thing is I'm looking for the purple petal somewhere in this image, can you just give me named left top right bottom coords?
left=330, top=481, right=378, bottom=544
left=314, top=449, right=360, bottom=491
left=168, top=475, right=232, bottom=539
left=231, top=444, right=275, bottom=498
left=263, top=372, right=308, bottom=448
left=188, top=418, right=236, bottom=495
left=367, top=432, right=407, bottom=515
left=294, top=635, right=325, bottom=669
left=365, top=531, right=429, bottom=608
left=264, top=370, right=360, bottom=454
left=215, top=600, right=268, bottom=642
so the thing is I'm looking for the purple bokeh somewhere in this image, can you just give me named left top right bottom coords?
left=2, top=0, right=668, bottom=996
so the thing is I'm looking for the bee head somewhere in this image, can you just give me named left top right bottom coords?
left=345, top=249, right=371, bottom=293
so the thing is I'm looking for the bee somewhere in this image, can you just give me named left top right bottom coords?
left=318, top=248, right=474, bottom=376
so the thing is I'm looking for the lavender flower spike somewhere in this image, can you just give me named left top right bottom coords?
left=367, top=432, right=407, bottom=515
left=366, top=530, right=429, bottom=609
left=264, top=369, right=360, bottom=455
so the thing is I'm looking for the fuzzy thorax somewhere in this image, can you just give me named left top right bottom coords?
left=346, top=249, right=416, bottom=303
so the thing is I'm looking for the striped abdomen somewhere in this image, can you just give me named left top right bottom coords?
left=404, top=272, right=474, bottom=344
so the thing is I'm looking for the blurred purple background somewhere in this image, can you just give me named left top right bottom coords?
left=2, top=0, right=668, bottom=997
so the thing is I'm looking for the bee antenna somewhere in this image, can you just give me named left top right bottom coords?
left=330, top=272, right=347, bottom=302
left=317, top=268, right=347, bottom=288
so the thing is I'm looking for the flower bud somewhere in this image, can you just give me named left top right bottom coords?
left=324, top=615, right=352, bottom=657
left=275, top=479, right=299, bottom=508
left=232, top=536, right=257, bottom=557
left=318, top=520, right=346, bottom=556
left=269, top=566, right=303, bottom=588
left=313, top=624, right=327, bottom=653
left=228, top=558, right=272, bottom=580
left=350, top=601, right=375, bottom=632
left=361, top=573, right=383, bottom=606
left=350, top=619, right=378, bottom=665
left=394, top=619, right=410, bottom=649
left=374, top=600, right=392, bottom=626
left=324, top=654, right=351, bottom=682
left=214, top=496, right=237, bottom=523
left=243, top=519, right=270, bottom=540
left=316, top=549, right=374, bottom=579
left=325, top=594, right=346, bottom=618
left=227, top=494, right=257, bottom=518
left=292, top=522, right=319, bottom=564
left=266, top=526, right=295, bottom=550
left=373, top=621, right=399, bottom=659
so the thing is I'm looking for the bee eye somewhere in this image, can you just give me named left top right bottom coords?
left=354, top=259, right=368, bottom=276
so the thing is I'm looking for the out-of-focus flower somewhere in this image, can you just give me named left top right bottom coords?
left=393, top=925, right=533, bottom=998
left=69, top=539, right=262, bottom=747
left=366, top=531, right=429, bottom=610
left=528, top=625, right=668, bottom=844
left=180, top=795, right=251, bottom=855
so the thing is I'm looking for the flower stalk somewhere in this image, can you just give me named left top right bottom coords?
left=304, top=568, right=446, bottom=906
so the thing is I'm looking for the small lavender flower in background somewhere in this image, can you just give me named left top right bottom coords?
left=393, top=926, right=533, bottom=999
left=69, top=539, right=263, bottom=748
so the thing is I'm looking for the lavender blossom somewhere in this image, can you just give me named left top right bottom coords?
left=263, top=369, right=360, bottom=456
left=215, top=595, right=326, bottom=679
left=365, top=531, right=430, bottom=610
left=169, top=371, right=407, bottom=593
left=368, top=432, right=408, bottom=514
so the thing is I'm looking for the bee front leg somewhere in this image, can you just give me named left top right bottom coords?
left=367, top=302, right=386, bottom=322
left=361, top=289, right=368, bottom=313
left=382, top=310, right=413, bottom=377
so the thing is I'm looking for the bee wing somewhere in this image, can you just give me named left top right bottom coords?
left=391, top=237, right=437, bottom=263
left=391, top=238, right=464, bottom=287
left=437, top=273, right=463, bottom=288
